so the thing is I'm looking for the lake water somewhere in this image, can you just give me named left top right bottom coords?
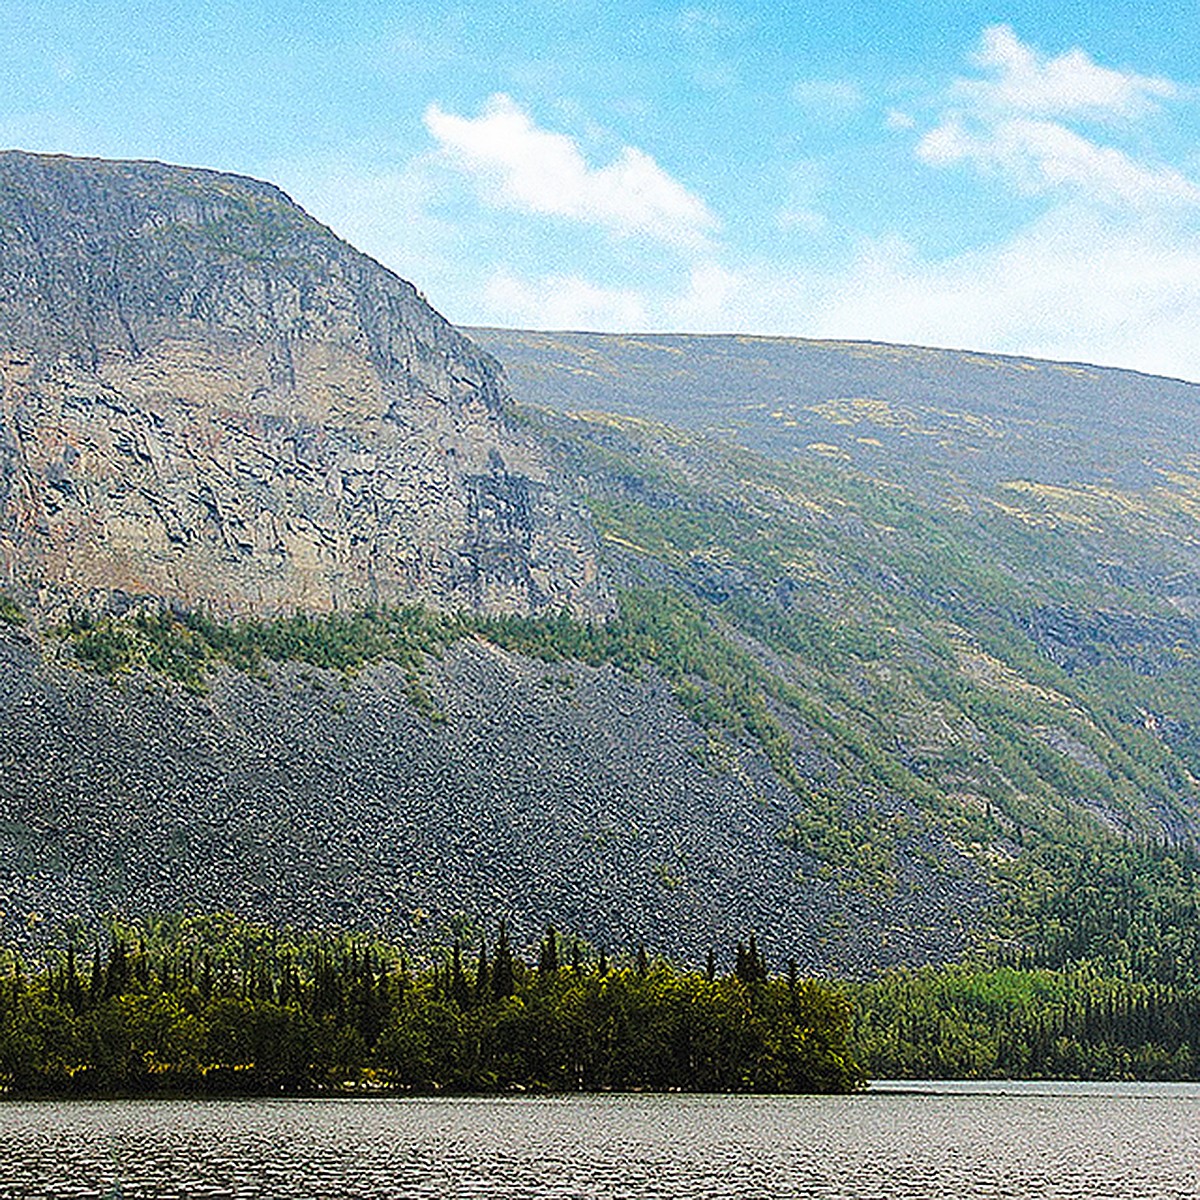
left=3, top=1082, right=1199, bottom=1199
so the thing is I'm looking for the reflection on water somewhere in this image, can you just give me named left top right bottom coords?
left=2, top=1084, right=1200, bottom=1199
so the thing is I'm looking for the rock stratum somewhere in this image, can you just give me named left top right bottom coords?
left=0, top=152, right=606, bottom=617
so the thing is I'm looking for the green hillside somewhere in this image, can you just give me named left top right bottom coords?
left=470, top=329, right=1200, bottom=983
left=7, top=154, right=1200, bottom=991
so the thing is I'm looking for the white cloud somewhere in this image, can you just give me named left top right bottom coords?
left=483, top=268, right=649, bottom=331
left=963, top=24, right=1176, bottom=120
left=479, top=257, right=739, bottom=334
left=804, top=206, right=1200, bottom=380
left=885, top=109, right=916, bottom=131
left=665, top=258, right=742, bottom=327
left=424, top=93, right=718, bottom=250
left=918, top=27, right=1197, bottom=209
left=917, top=115, right=1200, bottom=207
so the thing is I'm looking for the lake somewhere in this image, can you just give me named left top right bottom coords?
left=2, top=1082, right=1199, bottom=1198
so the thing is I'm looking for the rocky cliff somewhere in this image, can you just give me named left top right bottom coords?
left=0, top=152, right=606, bottom=617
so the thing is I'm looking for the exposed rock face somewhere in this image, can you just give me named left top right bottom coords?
left=0, top=152, right=607, bottom=616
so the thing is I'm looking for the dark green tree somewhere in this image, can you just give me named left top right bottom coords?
left=492, top=921, right=515, bottom=1000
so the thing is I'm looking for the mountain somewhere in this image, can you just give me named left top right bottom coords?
left=465, top=327, right=1200, bottom=976
left=5, top=152, right=1200, bottom=979
left=0, top=152, right=606, bottom=617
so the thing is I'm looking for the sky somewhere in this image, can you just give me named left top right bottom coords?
left=3, top=1, right=1200, bottom=380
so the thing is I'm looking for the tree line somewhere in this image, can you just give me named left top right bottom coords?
left=851, top=962, right=1200, bottom=1080
left=0, top=919, right=862, bottom=1097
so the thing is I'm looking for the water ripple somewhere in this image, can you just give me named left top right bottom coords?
left=2, top=1088, right=1199, bottom=1199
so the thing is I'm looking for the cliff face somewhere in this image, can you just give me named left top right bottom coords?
left=0, top=152, right=607, bottom=616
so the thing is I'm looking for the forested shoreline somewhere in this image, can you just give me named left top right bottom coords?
left=0, top=917, right=862, bottom=1097
left=855, top=963, right=1200, bottom=1080
left=5, top=915, right=1200, bottom=1098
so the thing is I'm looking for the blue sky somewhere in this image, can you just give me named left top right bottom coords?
left=3, top=1, right=1200, bottom=380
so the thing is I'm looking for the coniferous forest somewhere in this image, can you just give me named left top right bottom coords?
left=8, top=913, right=1200, bottom=1097
left=0, top=917, right=862, bottom=1097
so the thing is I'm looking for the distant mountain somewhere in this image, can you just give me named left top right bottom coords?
left=474, top=327, right=1200, bottom=727
left=469, top=326, right=1200, bottom=499
left=0, top=152, right=606, bottom=618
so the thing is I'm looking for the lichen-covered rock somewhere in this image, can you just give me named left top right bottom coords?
left=0, top=151, right=608, bottom=617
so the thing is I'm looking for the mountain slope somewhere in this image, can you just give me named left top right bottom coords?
left=461, top=327, right=1200, bottom=977
left=0, top=619, right=982, bottom=968
left=4, top=155, right=1200, bottom=978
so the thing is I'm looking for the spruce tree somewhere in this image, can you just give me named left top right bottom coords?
left=103, top=937, right=129, bottom=999
left=475, top=941, right=491, bottom=1004
left=64, top=944, right=83, bottom=1014
left=735, top=940, right=750, bottom=983
left=88, top=943, right=103, bottom=1004
left=449, top=941, right=470, bottom=1010
left=748, top=933, right=766, bottom=982
left=539, top=926, right=560, bottom=976
left=492, top=921, right=515, bottom=999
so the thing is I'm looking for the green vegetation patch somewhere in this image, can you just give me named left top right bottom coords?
left=0, top=592, right=24, bottom=626
left=0, top=916, right=862, bottom=1097
left=852, top=962, right=1200, bottom=1080
left=59, top=605, right=459, bottom=718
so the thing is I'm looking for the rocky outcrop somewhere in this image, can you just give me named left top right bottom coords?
left=0, top=152, right=607, bottom=617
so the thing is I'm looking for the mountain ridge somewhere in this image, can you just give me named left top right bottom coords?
left=472, top=324, right=1200, bottom=388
